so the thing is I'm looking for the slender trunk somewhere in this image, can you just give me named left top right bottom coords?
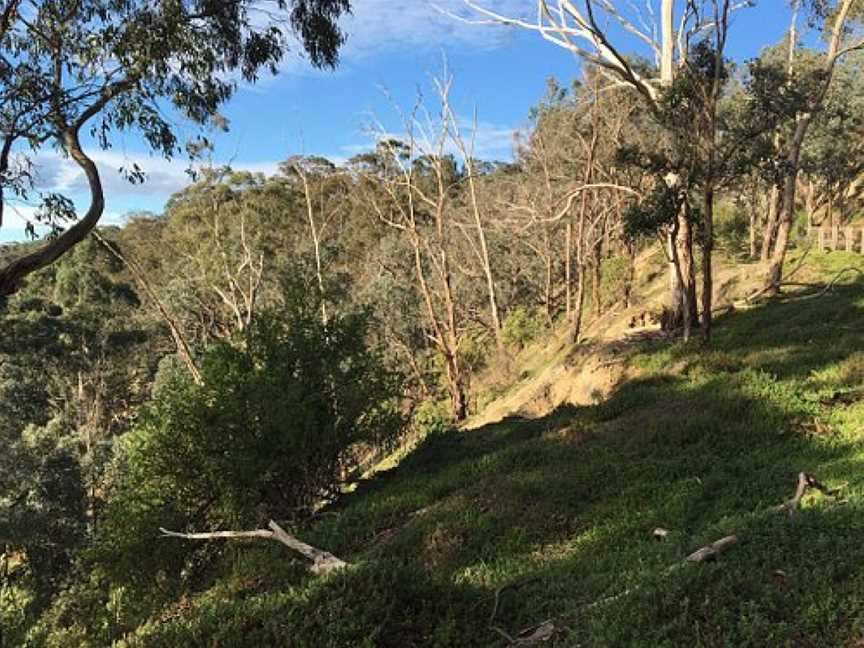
left=624, top=241, right=636, bottom=309
left=766, top=170, right=799, bottom=290
left=679, top=212, right=697, bottom=331
left=666, top=227, right=683, bottom=329
left=591, top=244, right=602, bottom=316
left=805, top=177, right=816, bottom=229
left=443, top=352, right=468, bottom=421
left=761, top=185, right=781, bottom=261
left=762, top=2, right=799, bottom=263
left=94, top=231, right=202, bottom=385
left=569, top=194, right=588, bottom=344
left=764, top=0, right=855, bottom=291
left=701, top=185, right=714, bottom=340
left=572, top=264, right=586, bottom=344
left=298, top=168, right=328, bottom=325
left=748, top=185, right=759, bottom=259
left=410, top=233, right=467, bottom=422
left=464, top=161, right=503, bottom=348
left=670, top=235, right=691, bottom=342
left=565, top=221, right=573, bottom=320
left=441, top=251, right=468, bottom=421
left=544, top=246, right=554, bottom=324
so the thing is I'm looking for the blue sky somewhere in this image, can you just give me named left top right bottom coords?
left=1, top=0, right=800, bottom=242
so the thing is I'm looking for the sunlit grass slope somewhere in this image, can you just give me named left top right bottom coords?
left=132, top=251, right=864, bottom=647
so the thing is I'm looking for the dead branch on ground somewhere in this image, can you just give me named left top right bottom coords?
left=773, top=471, right=843, bottom=515
left=784, top=267, right=864, bottom=302
left=487, top=579, right=554, bottom=645
left=159, top=520, right=348, bottom=574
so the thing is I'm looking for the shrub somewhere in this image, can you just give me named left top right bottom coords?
left=600, top=254, right=631, bottom=307
left=413, top=400, right=451, bottom=437
left=501, top=307, right=544, bottom=349
left=715, top=201, right=750, bottom=256
left=98, top=300, right=405, bottom=593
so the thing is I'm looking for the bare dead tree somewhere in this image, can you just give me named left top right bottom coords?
left=358, top=80, right=471, bottom=421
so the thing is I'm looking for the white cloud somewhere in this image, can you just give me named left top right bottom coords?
left=1, top=150, right=285, bottom=233
left=338, top=0, right=523, bottom=59
left=269, top=0, right=526, bottom=77
left=341, top=115, right=518, bottom=162
left=27, top=150, right=283, bottom=200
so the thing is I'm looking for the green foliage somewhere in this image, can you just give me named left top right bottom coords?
left=412, top=400, right=452, bottom=438
left=623, top=181, right=683, bottom=240
left=501, top=307, right=544, bottom=350
left=130, top=562, right=481, bottom=648
left=92, top=253, right=864, bottom=648
left=599, top=254, right=631, bottom=307
left=455, top=332, right=488, bottom=374
left=714, top=200, right=750, bottom=256
left=97, top=292, right=404, bottom=595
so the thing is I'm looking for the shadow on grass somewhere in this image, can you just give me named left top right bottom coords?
left=142, top=280, right=864, bottom=647
left=292, top=281, right=864, bottom=646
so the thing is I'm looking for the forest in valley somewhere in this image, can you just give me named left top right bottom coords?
left=2, top=1, right=864, bottom=646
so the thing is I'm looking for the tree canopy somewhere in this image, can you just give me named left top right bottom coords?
left=0, top=0, right=351, bottom=295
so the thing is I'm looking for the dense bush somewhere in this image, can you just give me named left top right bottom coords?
left=501, top=307, right=545, bottom=349
left=412, top=400, right=451, bottom=438
left=97, top=299, right=404, bottom=593
left=715, top=201, right=750, bottom=256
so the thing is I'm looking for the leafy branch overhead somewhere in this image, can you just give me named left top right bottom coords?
left=0, top=0, right=352, bottom=295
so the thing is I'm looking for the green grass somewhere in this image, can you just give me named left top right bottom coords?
left=130, top=252, right=864, bottom=647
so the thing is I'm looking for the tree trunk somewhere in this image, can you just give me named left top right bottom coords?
left=571, top=262, right=587, bottom=345
left=569, top=194, right=588, bottom=344
left=766, top=167, right=799, bottom=291
left=665, top=227, right=683, bottom=330
left=679, top=212, right=697, bottom=336
left=464, top=159, right=504, bottom=349
left=749, top=188, right=760, bottom=259
left=443, top=351, right=468, bottom=421
left=624, top=241, right=636, bottom=308
left=565, top=221, right=573, bottom=320
left=297, top=165, right=329, bottom=325
left=0, top=128, right=106, bottom=295
left=410, top=234, right=467, bottom=422
left=544, top=249, right=554, bottom=324
left=763, top=0, right=856, bottom=291
left=701, top=185, right=715, bottom=340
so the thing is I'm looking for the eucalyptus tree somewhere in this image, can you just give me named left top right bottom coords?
left=0, top=0, right=351, bottom=296
left=353, top=85, right=475, bottom=421
left=761, top=0, right=864, bottom=291
left=458, top=0, right=741, bottom=340
left=798, top=53, right=864, bottom=235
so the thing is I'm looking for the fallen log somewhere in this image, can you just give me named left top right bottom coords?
left=159, top=520, right=348, bottom=575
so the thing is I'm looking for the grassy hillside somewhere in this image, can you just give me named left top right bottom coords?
left=130, top=251, right=864, bottom=647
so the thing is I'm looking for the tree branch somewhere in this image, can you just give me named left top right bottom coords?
left=159, top=520, right=349, bottom=575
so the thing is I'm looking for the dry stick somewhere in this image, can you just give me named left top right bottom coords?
left=581, top=533, right=739, bottom=612
left=159, top=520, right=348, bottom=575
left=683, top=535, right=738, bottom=562
left=773, top=472, right=843, bottom=515
left=784, top=267, right=864, bottom=302
left=583, top=471, right=841, bottom=612
left=487, top=579, right=554, bottom=646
